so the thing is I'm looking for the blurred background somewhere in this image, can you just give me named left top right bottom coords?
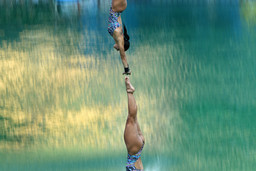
left=0, top=0, right=256, bottom=170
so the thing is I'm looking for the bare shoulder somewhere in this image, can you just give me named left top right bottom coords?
left=113, top=28, right=123, bottom=42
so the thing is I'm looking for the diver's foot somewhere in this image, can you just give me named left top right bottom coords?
left=125, top=76, right=135, bottom=93
left=122, top=67, right=131, bottom=75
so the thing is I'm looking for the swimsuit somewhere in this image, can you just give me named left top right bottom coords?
left=108, top=7, right=121, bottom=36
left=126, top=143, right=144, bottom=171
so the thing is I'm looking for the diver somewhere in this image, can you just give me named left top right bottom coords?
left=124, top=77, right=145, bottom=170
left=108, top=0, right=131, bottom=75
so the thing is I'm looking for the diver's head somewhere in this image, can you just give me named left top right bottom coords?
left=113, top=24, right=130, bottom=51
left=124, top=39, right=130, bottom=51
left=113, top=38, right=129, bottom=51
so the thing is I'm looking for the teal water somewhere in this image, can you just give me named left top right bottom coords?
left=0, top=0, right=256, bottom=170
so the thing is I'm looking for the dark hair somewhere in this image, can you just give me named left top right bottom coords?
left=123, top=24, right=130, bottom=51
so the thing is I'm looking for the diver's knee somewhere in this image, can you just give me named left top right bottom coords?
left=126, top=116, right=136, bottom=125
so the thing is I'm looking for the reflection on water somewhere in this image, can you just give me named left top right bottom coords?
left=1, top=0, right=256, bottom=170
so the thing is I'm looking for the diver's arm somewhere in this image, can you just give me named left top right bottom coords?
left=118, top=37, right=128, bottom=68
left=114, top=31, right=128, bottom=68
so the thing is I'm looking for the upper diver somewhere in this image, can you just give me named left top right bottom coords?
left=108, top=0, right=131, bottom=75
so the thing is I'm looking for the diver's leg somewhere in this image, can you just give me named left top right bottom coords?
left=124, top=76, right=143, bottom=140
left=124, top=77, right=143, bottom=154
left=135, top=120, right=145, bottom=143
left=112, top=0, right=127, bottom=12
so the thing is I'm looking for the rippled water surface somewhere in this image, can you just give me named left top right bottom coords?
left=0, top=0, right=256, bottom=170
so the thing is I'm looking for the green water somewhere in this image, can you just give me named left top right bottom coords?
left=0, top=0, right=256, bottom=170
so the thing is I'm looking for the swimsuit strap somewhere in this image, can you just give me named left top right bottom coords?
left=126, top=143, right=145, bottom=167
left=128, top=143, right=144, bottom=158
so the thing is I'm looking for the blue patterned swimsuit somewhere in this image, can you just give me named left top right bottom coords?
left=108, top=7, right=121, bottom=36
left=126, top=143, right=144, bottom=171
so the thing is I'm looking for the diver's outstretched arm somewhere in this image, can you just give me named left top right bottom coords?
left=113, top=28, right=130, bottom=74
